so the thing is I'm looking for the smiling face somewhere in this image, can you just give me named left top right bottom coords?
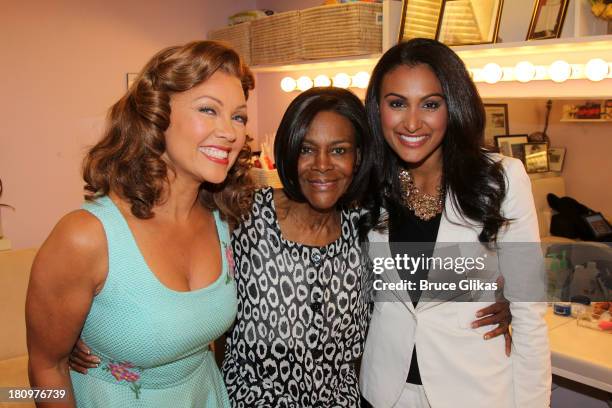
left=379, top=64, right=448, bottom=169
left=297, top=110, right=358, bottom=212
left=163, top=70, right=248, bottom=186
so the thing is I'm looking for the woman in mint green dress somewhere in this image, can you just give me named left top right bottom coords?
left=26, top=41, right=255, bottom=407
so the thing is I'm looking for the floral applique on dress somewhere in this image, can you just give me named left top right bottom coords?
left=103, top=361, right=144, bottom=399
left=224, top=243, right=235, bottom=284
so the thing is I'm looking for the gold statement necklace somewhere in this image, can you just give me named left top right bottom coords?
left=398, top=168, right=444, bottom=221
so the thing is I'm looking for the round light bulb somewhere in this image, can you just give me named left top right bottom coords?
left=352, top=71, right=370, bottom=89
left=313, top=74, right=331, bottom=87
left=296, top=76, right=314, bottom=91
left=514, top=61, right=536, bottom=83
left=280, top=77, right=296, bottom=92
left=584, top=58, right=609, bottom=82
left=548, top=60, right=571, bottom=83
left=333, top=73, right=351, bottom=89
left=481, top=63, right=503, bottom=84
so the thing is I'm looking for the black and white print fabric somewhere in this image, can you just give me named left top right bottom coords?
left=222, top=188, right=370, bottom=407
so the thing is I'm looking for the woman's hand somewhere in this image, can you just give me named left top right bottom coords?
left=472, top=300, right=512, bottom=356
left=68, top=339, right=100, bottom=375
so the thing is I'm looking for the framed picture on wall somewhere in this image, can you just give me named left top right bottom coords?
left=523, top=142, right=549, bottom=173
left=495, top=134, right=529, bottom=159
left=437, top=0, right=504, bottom=46
left=484, top=104, right=509, bottom=147
left=526, top=0, right=570, bottom=40
left=548, top=147, right=566, bottom=172
left=398, top=0, right=445, bottom=42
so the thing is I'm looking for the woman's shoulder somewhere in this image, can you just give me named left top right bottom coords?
left=484, top=152, right=532, bottom=196
left=48, top=209, right=106, bottom=255
left=252, top=186, right=274, bottom=206
left=345, top=206, right=366, bottom=225
left=234, top=187, right=277, bottom=232
left=484, top=151, right=532, bottom=197
left=32, top=209, right=107, bottom=287
left=248, top=186, right=280, bottom=218
left=485, top=152, right=527, bottom=177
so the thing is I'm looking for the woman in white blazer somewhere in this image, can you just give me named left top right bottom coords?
left=360, top=39, right=551, bottom=407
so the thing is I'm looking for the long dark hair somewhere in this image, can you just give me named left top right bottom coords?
left=274, top=87, right=378, bottom=239
left=365, top=38, right=508, bottom=243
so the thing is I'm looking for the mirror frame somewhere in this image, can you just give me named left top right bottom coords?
left=526, top=0, right=570, bottom=41
left=398, top=0, right=446, bottom=43
left=437, top=0, right=505, bottom=46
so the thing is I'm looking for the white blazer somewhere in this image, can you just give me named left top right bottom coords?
left=360, top=155, right=551, bottom=408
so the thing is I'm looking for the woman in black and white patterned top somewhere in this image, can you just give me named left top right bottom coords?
left=222, top=87, right=378, bottom=407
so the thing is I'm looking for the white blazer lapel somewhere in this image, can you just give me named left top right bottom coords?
left=436, top=192, right=467, bottom=242
left=368, top=224, right=416, bottom=314
left=416, top=193, right=472, bottom=312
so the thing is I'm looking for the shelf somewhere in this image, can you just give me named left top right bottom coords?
left=561, top=101, right=612, bottom=122
left=247, top=0, right=611, bottom=99
left=529, top=172, right=562, bottom=179
left=250, top=54, right=380, bottom=73
left=247, top=0, right=611, bottom=75
left=251, top=35, right=612, bottom=73
left=453, top=35, right=612, bottom=56
left=560, top=118, right=612, bottom=122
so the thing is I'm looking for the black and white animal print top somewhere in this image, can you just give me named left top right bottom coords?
left=222, top=188, right=371, bottom=407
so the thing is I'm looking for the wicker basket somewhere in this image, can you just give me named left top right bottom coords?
left=250, top=168, right=283, bottom=189
left=300, top=2, right=382, bottom=60
left=251, top=10, right=301, bottom=65
left=208, top=23, right=252, bottom=66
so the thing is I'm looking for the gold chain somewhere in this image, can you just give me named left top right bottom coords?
left=398, top=169, right=444, bottom=221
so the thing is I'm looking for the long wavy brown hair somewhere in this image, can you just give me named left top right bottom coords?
left=83, top=41, right=256, bottom=225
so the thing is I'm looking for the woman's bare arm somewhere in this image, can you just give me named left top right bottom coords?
left=26, top=210, right=107, bottom=408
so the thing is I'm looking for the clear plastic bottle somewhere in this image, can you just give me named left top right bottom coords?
left=584, top=261, right=601, bottom=296
left=546, top=250, right=570, bottom=303
left=570, top=295, right=590, bottom=318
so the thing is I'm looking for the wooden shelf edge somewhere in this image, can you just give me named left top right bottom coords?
left=250, top=35, right=612, bottom=73
left=560, top=118, right=612, bottom=122
left=250, top=54, right=381, bottom=73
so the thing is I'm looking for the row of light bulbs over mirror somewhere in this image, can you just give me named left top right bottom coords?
left=281, top=72, right=370, bottom=92
left=280, top=59, right=611, bottom=92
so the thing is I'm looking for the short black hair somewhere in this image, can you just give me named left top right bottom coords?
left=274, top=87, right=374, bottom=208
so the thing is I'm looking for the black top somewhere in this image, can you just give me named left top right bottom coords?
left=388, top=200, right=441, bottom=385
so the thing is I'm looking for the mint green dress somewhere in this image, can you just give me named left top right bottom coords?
left=70, top=196, right=236, bottom=407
